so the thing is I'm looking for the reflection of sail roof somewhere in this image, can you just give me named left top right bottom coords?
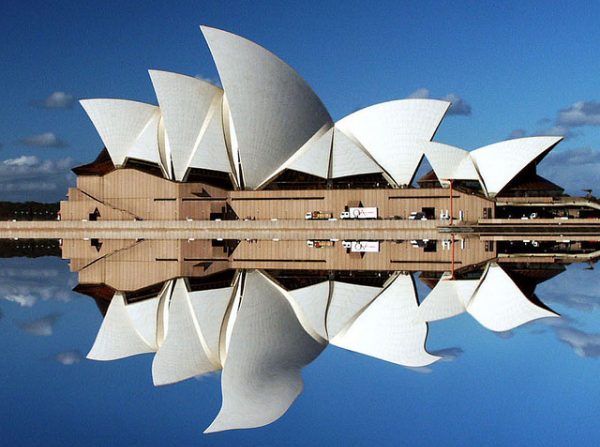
left=417, top=274, right=479, bottom=321
left=201, top=26, right=333, bottom=189
left=326, top=281, right=382, bottom=339
left=148, top=70, right=231, bottom=180
left=206, top=271, right=325, bottom=433
left=286, top=280, right=330, bottom=340
left=188, top=286, right=233, bottom=365
left=152, top=279, right=219, bottom=386
left=332, top=274, right=440, bottom=367
left=87, top=293, right=156, bottom=360
left=80, top=99, right=162, bottom=168
left=468, top=264, right=559, bottom=332
left=336, top=99, right=450, bottom=186
left=470, top=136, right=562, bottom=196
left=418, top=264, right=559, bottom=331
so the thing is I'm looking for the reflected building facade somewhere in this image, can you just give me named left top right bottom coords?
left=61, top=236, right=599, bottom=432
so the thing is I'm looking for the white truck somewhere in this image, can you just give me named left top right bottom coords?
left=342, top=240, right=380, bottom=252
left=340, top=207, right=378, bottom=219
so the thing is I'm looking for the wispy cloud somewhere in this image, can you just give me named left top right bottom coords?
left=557, top=101, right=600, bottom=127
left=555, top=327, right=600, bottom=358
left=54, top=350, right=84, bottom=365
left=509, top=125, right=577, bottom=141
left=431, top=347, right=464, bottom=362
left=18, top=132, right=67, bottom=148
left=538, top=147, right=600, bottom=194
left=0, top=155, right=75, bottom=201
left=17, top=313, right=61, bottom=336
left=0, top=265, right=73, bottom=307
left=407, top=88, right=472, bottom=116
left=4, top=294, right=37, bottom=307
left=31, top=91, right=76, bottom=109
left=510, top=99, right=600, bottom=141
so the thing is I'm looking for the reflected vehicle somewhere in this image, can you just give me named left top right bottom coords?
left=57, top=236, right=597, bottom=432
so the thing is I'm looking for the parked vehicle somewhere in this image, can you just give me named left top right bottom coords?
left=307, top=240, right=335, bottom=248
left=342, top=240, right=380, bottom=252
left=305, top=211, right=333, bottom=220
left=408, top=211, right=427, bottom=220
left=340, top=207, right=378, bottom=219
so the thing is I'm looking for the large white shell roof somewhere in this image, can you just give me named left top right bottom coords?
left=85, top=260, right=561, bottom=432
left=80, top=26, right=565, bottom=195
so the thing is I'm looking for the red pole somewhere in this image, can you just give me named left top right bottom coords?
left=451, top=233, right=455, bottom=279
left=449, top=180, right=454, bottom=225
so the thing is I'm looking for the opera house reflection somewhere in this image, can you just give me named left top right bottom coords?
left=55, top=236, right=597, bottom=432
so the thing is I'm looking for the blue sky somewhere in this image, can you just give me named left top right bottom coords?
left=1, top=0, right=599, bottom=200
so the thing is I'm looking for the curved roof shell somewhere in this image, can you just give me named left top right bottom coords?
left=79, top=27, right=566, bottom=194
left=206, top=271, right=325, bottom=432
left=470, top=136, right=562, bottom=197
left=80, top=99, right=162, bottom=170
left=149, top=70, right=232, bottom=180
left=201, top=26, right=333, bottom=189
left=336, top=99, right=450, bottom=186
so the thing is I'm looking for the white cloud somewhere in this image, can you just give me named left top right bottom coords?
left=4, top=294, right=37, bottom=307
left=407, top=87, right=430, bottom=99
left=556, top=327, right=600, bottom=358
left=4, top=155, right=38, bottom=167
left=557, top=101, right=600, bottom=127
left=0, top=266, right=72, bottom=306
left=443, top=93, right=472, bottom=116
left=19, top=132, right=67, bottom=148
left=54, top=350, right=84, bottom=365
left=18, top=313, right=61, bottom=336
left=0, top=155, right=75, bottom=201
left=406, top=88, right=472, bottom=116
left=508, top=129, right=528, bottom=139
left=538, top=147, right=600, bottom=194
left=33, top=91, right=76, bottom=109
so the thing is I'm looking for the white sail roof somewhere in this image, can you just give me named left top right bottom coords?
left=152, top=279, right=218, bottom=386
left=286, top=280, right=330, bottom=341
left=330, top=128, right=384, bottom=178
left=332, top=274, right=440, bottom=367
left=336, top=99, right=450, bottom=186
left=417, top=265, right=559, bottom=332
left=470, top=136, right=562, bottom=196
left=149, top=70, right=231, bottom=180
left=188, top=286, right=233, bottom=365
left=421, top=142, right=479, bottom=182
left=282, top=126, right=333, bottom=179
left=201, top=26, right=333, bottom=189
left=87, top=293, right=155, bottom=361
left=467, top=264, right=559, bottom=332
left=80, top=99, right=162, bottom=168
left=416, top=274, right=479, bottom=322
left=206, top=271, right=325, bottom=433
left=126, top=296, right=162, bottom=350
left=326, top=281, right=382, bottom=339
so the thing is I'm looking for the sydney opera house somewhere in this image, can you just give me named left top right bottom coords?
left=60, top=26, right=598, bottom=223
left=23, top=25, right=595, bottom=434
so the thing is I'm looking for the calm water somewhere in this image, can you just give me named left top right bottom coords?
left=1, top=240, right=599, bottom=446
